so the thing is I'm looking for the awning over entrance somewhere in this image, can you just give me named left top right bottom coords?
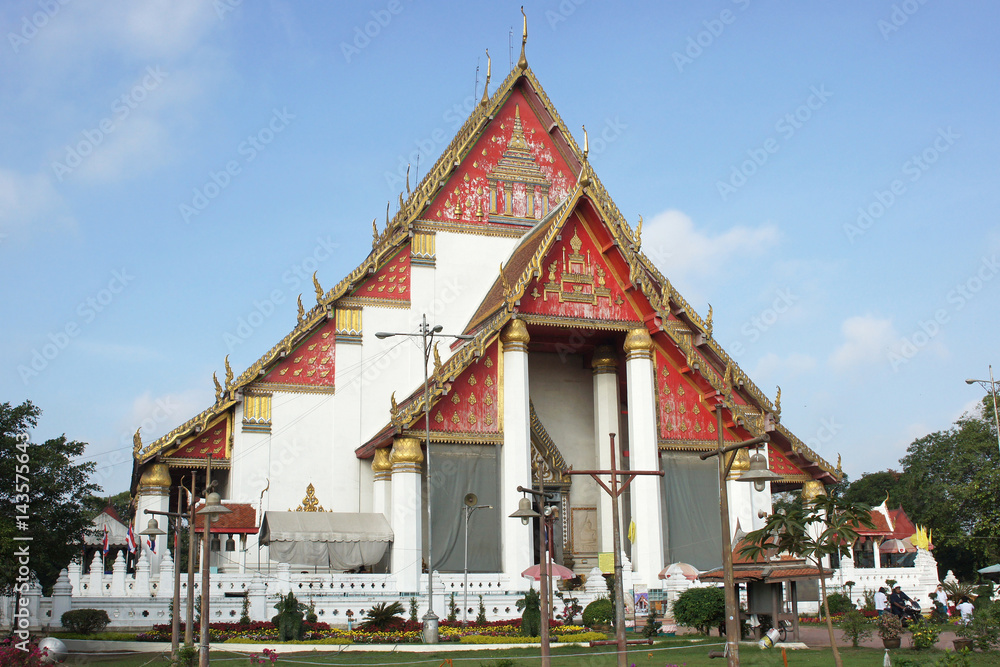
left=258, top=512, right=393, bottom=570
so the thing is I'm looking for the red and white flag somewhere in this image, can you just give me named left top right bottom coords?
left=126, top=523, right=137, bottom=554
left=146, top=535, right=156, bottom=555
left=102, top=524, right=109, bottom=556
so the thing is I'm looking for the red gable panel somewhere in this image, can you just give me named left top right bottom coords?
left=519, top=215, right=640, bottom=322
left=350, top=246, right=411, bottom=301
left=424, top=87, right=575, bottom=227
left=655, top=350, right=738, bottom=443
left=767, top=444, right=805, bottom=476
left=165, top=416, right=228, bottom=460
left=414, top=341, right=500, bottom=434
left=259, top=318, right=336, bottom=391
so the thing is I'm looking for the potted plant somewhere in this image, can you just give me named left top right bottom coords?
left=876, top=612, right=903, bottom=649
left=952, top=620, right=974, bottom=653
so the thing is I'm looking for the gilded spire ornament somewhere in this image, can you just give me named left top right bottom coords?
left=499, top=262, right=515, bottom=308
left=635, top=214, right=643, bottom=248
left=213, top=372, right=223, bottom=402
left=517, top=7, right=528, bottom=71
left=705, top=304, right=713, bottom=337
left=836, top=453, right=842, bottom=476
left=297, top=294, right=304, bottom=324
left=398, top=191, right=404, bottom=215
left=723, top=360, right=733, bottom=395
left=774, top=385, right=782, bottom=418
left=578, top=124, right=592, bottom=187
left=224, top=355, right=234, bottom=389
left=405, top=163, right=411, bottom=194
left=389, top=391, right=400, bottom=426
left=480, top=49, right=492, bottom=107
left=433, top=341, right=442, bottom=376
left=132, top=427, right=142, bottom=455
left=313, top=271, right=324, bottom=303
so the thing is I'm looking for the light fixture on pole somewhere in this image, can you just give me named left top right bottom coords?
left=509, top=488, right=546, bottom=667
left=700, top=404, right=777, bottom=667
left=196, top=489, right=231, bottom=666
left=375, top=314, right=474, bottom=643
left=966, top=365, right=1000, bottom=454
left=462, top=493, right=492, bottom=626
left=141, top=512, right=178, bottom=657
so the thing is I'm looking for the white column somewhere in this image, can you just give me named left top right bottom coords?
left=248, top=573, right=266, bottom=621
left=390, top=436, right=423, bottom=593
left=51, top=569, right=72, bottom=628
left=88, top=552, right=103, bottom=596
left=592, top=344, right=621, bottom=553
left=159, top=548, right=175, bottom=599
left=133, top=550, right=151, bottom=597
left=372, top=447, right=392, bottom=518
left=500, top=319, right=533, bottom=585
left=624, top=327, right=664, bottom=589
left=110, top=551, right=127, bottom=596
left=67, top=560, right=82, bottom=597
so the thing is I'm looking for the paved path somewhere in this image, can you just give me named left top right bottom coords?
left=779, top=624, right=962, bottom=651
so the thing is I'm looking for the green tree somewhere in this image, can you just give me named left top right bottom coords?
left=841, top=470, right=903, bottom=507
left=897, top=396, right=1000, bottom=579
left=1, top=401, right=100, bottom=595
left=741, top=492, right=874, bottom=667
left=82, top=490, right=134, bottom=525
left=671, top=586, right=724, bottom=636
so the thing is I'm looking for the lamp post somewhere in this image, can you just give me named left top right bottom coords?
left=966, top=365, right=1000, bottom=454
left=699, top=405, right=780, bottom=667
left=140, top=511, right=181, bottom=657
left=376, top=314, right=474, bottom=643
left=462, top=493, right=492, bottom=626
left=184, top=475, right=198, bottom=648
left=195, top=473, right=231, bottom=666
left=509, top=487, right=549, bottom=667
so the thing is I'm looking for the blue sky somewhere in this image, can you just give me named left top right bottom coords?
left=2, top=1, right=998, bottom=496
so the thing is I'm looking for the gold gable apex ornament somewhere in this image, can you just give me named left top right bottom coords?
left=291, top=483, right=328, bottom=512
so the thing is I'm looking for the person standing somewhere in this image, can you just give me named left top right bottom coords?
left=874, top=587, right=889, bottom=616
left=957, top=596, right=974, bottom=622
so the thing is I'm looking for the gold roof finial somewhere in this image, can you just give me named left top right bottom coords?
left=635, top=214, right=643, bottom=248
left=371, top=218, right=378, bottom=247
left=389, top=391, right=400, bottom=426
left=405, top=163, right=411, bottom=194
left=517, top=7, right=528, bottom=71
left=296, top=294, right=304, bottom=324
left=224, top=355, right=233, bottom=389
left=133, top=427, right=142, bottom=455
left=480, top=49, right=492, bottom=107
left=213, top=372, right=223, bottom=402
left=705, top=304, right=713, bottom=337
left=433, top=341, right=442, bottom=375
left=385, top=200, right=390, bottom=228
left=836, top=453, right=842, bottom=476
left=499, top=262, right=512, bottom=296
left=578, top=124, right=592, bottom=187
left=774, top=385, right=782, bottom=418
left=313, top=271, right=324, bottom=303
left=582, top=124, right=589, bottom=159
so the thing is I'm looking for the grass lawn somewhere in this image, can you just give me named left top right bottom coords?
left=65, top=641, right=997, bottom=666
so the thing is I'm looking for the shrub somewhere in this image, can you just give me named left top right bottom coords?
left=839, top=610, right=872, bottom=648
left=61, top=609, right=110, bottom=635
left=517, top=589, right=540, bottom=637
left=271, top=592, right=306, bottom=641
left=825, top=592, right=855, bottom=615
left=581, top=598, right=613, bottom=627
left=909, top=616, right=940, bottom=650
left=409, top=597, right=419, bottom=623
left=360, top=601, right=406, bottom=631
left=957, top=609, right=1000, bottom=651
left=447, top=592, right=458, bottom=622
left=476, top=595, right=488, bottom=625
left=672, top=586, right=725, bottom=636
left=875, top=612, right=903, bottom=640
left=642, top=611, right=659, bottom=638
left=557, top=632, right=607, bottom=642
left=460, top=635, right=538, bottom=644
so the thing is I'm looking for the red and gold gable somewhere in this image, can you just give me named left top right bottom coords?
left=415, top=341, right=500, bottom=434
left=259, top=319, right=336, bottom=391
left=165, top=415, right=229, bottom=460
left=350, top=246, right=410, bottom=302
left=655, top=351, right=739, bottom=443
left=519, top=215, right=640, bottom=322
left=768, top=444, right=806, bottom=477
left=423, top=87, right=575, bottom=226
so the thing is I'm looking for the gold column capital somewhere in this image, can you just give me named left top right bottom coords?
left=624, top=327, right=653, bottom=360
left=372, top=447, right=392, bottom=481
left=592, top=344, right=618, bottom=375
left=391, top=436, right=423, bottom=473
left=500, top=319, right=530, bottom=351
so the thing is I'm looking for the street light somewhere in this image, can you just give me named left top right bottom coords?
left=700, top=404, right=780, bottom=667
left=196, top=489, right=231, bottom=666
left=512, top=483, right=553, bottom=667
left=375, top=313, right=474, bottom=643
left=966, top=364, right=1000, bottom=454
left=140, top=512, right=179, bottom=657
left=462, top=493, right=492, bottom=626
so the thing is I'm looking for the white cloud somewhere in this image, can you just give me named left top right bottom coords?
left=74, top=116, right=170, bottom=184
left=829, top=314, right=899, bottom=372
left=641, top=209, right=780, bottom=293
left=753, top=351, right=817, bottom=379
left=120, top=388, right=209, bottom=445
left=0, top=168, right=74, bottom=234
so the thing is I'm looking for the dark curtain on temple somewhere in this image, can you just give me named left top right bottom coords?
left=661, top=451, right=722, bottom=571
left=428, top=443, right=501, bottom=573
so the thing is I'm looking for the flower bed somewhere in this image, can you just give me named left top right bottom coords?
left=136, top=619, right=592, bottom=644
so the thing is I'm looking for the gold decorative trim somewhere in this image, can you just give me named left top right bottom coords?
left=242, top=393, right=272, bottom=434
left=337, top=297, right=411, bottom=310
left=411, top=230, right=436, bottom=267
left=518, top=313, right=642, bottom=332
left=530, top=402, right=569, bottom=484
left=412, top=219, right=533, bottom=239
left=164, top=459, right=232, bottom=469
left=657, top=439, right=717, bottom=452
left=251, top=383, right=335, bottom=395
left=291, top=483, right=330, bottom=512
left=335, top=308, right=363, bottom=343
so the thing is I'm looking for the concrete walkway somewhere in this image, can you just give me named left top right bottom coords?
left=778, top=624, right=963, bottom=651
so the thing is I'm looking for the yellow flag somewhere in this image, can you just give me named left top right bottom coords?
left=628, top=519, right=637, bottom=543
left=598, top=552, right=614, bottom=573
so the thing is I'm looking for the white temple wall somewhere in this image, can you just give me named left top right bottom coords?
left=528, top=352, right=599, bottom=507
left=229, top=400, right=271, bottom=505
left=358, top=457, right=374, bottom=513
left=357, top=307, right=418, bottom=445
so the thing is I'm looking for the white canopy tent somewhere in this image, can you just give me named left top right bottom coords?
left=258, top=512, right=393, bottom=570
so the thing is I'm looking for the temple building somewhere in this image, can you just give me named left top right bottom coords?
left=129, top=34, right=841, bottom=613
